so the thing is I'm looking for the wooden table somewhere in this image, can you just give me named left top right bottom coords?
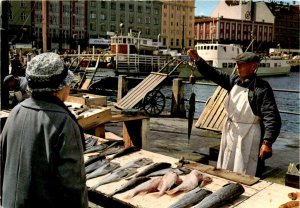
left=86, top=150, right=299, bottom=208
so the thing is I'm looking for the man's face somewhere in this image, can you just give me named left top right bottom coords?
left=236, top=62, right=257, bottom=79
left=7, top=79, right=17, bottom=90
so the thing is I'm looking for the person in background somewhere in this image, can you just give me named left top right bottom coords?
left=10, top=53, right=25, bottom=77
left=187, top=50, right=281, bottom=177
left=3, top=74, right=29, bottom=106
left=0, top=53, right=88, bottom=207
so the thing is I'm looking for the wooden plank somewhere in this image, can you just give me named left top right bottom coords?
left=183, top=162, right=260, bottom=186
left=81, top=79, right=91, bottom=90
left=67, top=93, right=107, bottom=107
left=235, top=183, right=300, bottom=208
left=78, top=107, right=112, bottom=130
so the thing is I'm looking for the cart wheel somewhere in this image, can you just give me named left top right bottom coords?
left=143, top=90, right=165, bottom=116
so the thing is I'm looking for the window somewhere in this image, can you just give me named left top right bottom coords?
left=90, top=12, right=96, bottom=19
left=145, top=28, right=150, bottom=35
left=111, top=14, right=116, bottom=21
left=120, top=3, right=125, bottom=11
left=171, top=38, right=174, bottom=46
left=90, top=1, right=96, bottom=7
left=21, top=12, right=26, bottom=21
left=223, top=63, right=228, bottom=68
left=111, top=2, right=116, bottom=10
left=176, top=39, right=179, bottom=46
left=138, top=6, right=142, bottom=13
left=101, top=1, right=106, bottom=9
left=154, top=8, right=159, bottom=15
left=20, top=0, right=25, bottom=7
left=145, top=17, right=150, bottom=24
left=129, top=4, right=134, bottom=12
left=146, top=6, right=151, bottom=14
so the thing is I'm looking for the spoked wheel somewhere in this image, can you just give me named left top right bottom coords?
left=142, top=90, right=165, bottom=116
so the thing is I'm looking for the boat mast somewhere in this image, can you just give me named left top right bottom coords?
left=42, top=0, right=47, bottom=52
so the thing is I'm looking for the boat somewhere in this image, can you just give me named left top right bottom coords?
left=288, top=55, right=300, bottom=72
left=179, top=43, right=291, bottom=78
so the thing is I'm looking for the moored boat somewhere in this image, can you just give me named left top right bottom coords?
left=191, top=43, right=291, bottom=77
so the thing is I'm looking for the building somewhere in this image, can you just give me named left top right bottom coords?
left=88, top=1, right=162, bottom=42
left=195, top=0, right=299, bottom=52
left=160, top=0, right=195, bottom=51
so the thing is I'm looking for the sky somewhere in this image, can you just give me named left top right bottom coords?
left=195, top=0, right=300, bottom=16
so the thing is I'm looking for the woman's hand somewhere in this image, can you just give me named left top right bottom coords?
left=187, top=49, right=201, bottom=62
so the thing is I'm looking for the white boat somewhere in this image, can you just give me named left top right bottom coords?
left=194, top=43, right=291, bottom=77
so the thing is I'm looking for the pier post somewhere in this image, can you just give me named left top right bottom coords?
left=117, top=75, right=128, bottom=101
left=171, top=78, right=186, bottom=118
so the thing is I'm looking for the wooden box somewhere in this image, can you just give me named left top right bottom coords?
left=78, top=107, right=112, bottom=130
left=67, top=93, right=107, bottom=107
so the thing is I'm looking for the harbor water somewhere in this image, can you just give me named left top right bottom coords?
left=161, top=71, right=300, bottom=145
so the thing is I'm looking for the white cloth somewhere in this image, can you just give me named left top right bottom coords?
left=217, top=85, right=261, bottom=176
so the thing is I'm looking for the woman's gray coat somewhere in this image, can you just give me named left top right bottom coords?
left=0, top=98, right=88, bottom=208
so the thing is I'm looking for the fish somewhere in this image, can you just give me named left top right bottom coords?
left=288, top=192, right=300, bottom=200
left=109, top=176, right=151, bottom=197
left=110, top=146, right=140, bottom=160
left=84, top=140, right=122, bottom=154
left=146, top=167, right=191, bottom=177
left=157, top=170, right=182, bottom=196
left=85, top=158, right=109, bottom=174
left=84, top=155, right=106, bottom=167
left=168, top=187, right=212, bottom=208
left=135, top=162, right=172, bottom=177
left=278, top=200, right=300, bottom=208
left=126, top=177, right=162, bottom=198
left=193, top=182, right=245, bottom=208
left=188, top=92, right=196, bottom=142
left=85, top=136, right=98, bottom=149
left=86, top=162, right=120, bottom=180
left=89, top=167, right=138, bottom=191
left=167, top=170, right=212, bottom=195
left=119, top=158, right=153, bottom=170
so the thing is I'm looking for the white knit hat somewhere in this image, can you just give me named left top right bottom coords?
left=26, top=52, right=74, bottom=92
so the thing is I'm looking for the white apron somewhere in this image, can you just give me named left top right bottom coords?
left=217, top=85, right=261, bottom=176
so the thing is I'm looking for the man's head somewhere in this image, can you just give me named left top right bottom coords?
left=26, top=52, right=74, bottom=100
left=235, top=52, right=260, bottom=81
left=3, top=75, right=18, bottom=90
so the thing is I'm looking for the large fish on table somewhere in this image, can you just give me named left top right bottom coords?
left=84, top=146, right=122, bottom=166
left=109, top=176, right=151, bottom=197
left=86, top=162, right=120, bottom=180
left=126, top=177, right=162, bottom=199
left=89, top=167, right=138, bottom=191
left=84, top=140, right=122, bottom=154
left=168, top=187, right=212, bottom=208
left=157, top=170, right=182, bottom=196
left=135, top=162, right=172, bottom=177
left=167, top=170, right=212, bottom=195
left=146, top=167, right=190, bottom=177
left=85, top=158, right=109, bottom=173
left=193, top=183, right=245, bottom=208
left=110, top=146, right=141, bottom=160
left=119, top=158, right=153, bottom=170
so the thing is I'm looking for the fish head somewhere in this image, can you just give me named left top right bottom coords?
left=199, top=175, right=213, bottom=188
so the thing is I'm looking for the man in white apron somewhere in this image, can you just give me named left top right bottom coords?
left=187, top=50, right=281, bottom=177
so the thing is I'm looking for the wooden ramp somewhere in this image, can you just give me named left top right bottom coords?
left=195, top=86, right=228, bottom=132
left=114, top=72, right=168, bottom=110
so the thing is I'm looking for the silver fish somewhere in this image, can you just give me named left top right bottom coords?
left=85, top=158, right=109, bottom=173
left=119, top=158, right=153, bottom=170
left=135, top=162, right=172, bottom=177
left=193, top=183, right=245, bottom=208
left=89, top=167, right=138, bottom=191
left=109, top=176, right=151, bottom=196
left=147, top=167, right=190, bottom=177
left=126, top=177, right=162, bottom=198
left=86, top=162, right=120, bottom=180
left=168, top=187, right=212, bottom=208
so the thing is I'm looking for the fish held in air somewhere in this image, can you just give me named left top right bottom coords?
left=135, top=162, right=172, bottom=177
left=89, top=167, right=138, bottom=191
left=109, top=176, right=151, bottom=197
left=168, top=187, right=212, bottom=208
left=188, top=92, right=196, bottom=142
left=86, top=162, right=120, bottom=180
left=193, top=182, right=245, bottom=208
left=126, top=177, right=162, bottom=199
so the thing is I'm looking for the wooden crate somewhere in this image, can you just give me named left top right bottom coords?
left=78, top=107, right=111, bottom=130
left=67, top=93, right=107, bottom=107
